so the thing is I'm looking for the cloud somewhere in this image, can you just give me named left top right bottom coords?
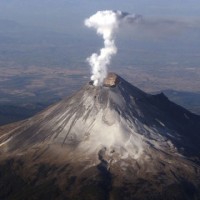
left=119, top=16, right=200, bottom=39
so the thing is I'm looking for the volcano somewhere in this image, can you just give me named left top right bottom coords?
left=0, top=73, right=200, bottom=200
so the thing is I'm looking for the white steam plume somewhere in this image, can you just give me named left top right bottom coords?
left=85, top=10, right=141, bottom=86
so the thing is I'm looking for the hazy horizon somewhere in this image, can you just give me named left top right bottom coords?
left=0, top=0, right=200, bottom=32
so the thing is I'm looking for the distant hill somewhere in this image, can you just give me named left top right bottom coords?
left=0, top=104, right=48, bottom=126
left=163, top=90, right=200, bottom=115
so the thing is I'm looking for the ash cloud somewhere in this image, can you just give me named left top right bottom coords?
left=124, top=16, right=200, bottom=38
left=84, top=10, right=200, bottom=86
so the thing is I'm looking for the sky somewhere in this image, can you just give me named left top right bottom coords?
left=0, top=0, right=200, bottom=32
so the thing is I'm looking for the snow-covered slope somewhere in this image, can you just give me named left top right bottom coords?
left=1, top=74, right=199, bottom=156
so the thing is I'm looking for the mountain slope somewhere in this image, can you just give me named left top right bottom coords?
left=0, top=73, right=200, bottom=200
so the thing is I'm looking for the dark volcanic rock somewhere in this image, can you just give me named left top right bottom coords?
left=0, top=74, right=200, bottom=200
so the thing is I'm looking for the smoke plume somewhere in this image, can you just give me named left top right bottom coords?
left=85, top=10, right=141, bottom=86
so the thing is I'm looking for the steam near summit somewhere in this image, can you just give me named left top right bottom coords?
left=85, top=10, right=141, bottom=86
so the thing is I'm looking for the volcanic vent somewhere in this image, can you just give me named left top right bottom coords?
left=0, top=74, right=200, bottom=200
left=103, top=73, right=119, bottom=87
left=89, top=72, right=120, bottom=87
